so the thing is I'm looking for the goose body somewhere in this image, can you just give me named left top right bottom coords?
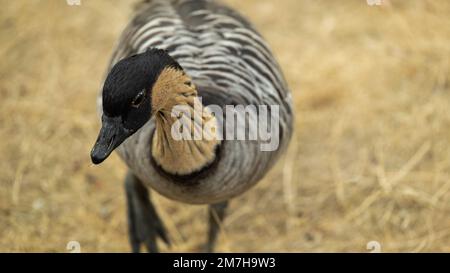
left=91, top=0, right=293, bottom=251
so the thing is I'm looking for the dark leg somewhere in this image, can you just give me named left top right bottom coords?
left=124, top=171, right=170, bottom=253
left=206, top=200, right=229, bottom=252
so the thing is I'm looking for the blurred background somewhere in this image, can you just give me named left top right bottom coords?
left=1, top=0, right=449, bottom=252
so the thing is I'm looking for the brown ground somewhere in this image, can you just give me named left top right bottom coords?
left=1, top=0, right=449, bottom=252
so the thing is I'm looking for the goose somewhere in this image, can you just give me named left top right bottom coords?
left=90, top=0, right=293, bottom=253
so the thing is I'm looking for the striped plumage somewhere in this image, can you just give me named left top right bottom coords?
left=92, top=0, right=293, bottom=252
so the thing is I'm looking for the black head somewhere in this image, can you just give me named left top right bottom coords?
left=91, top=48, right=182, bottom=164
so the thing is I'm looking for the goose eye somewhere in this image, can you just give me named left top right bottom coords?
left=131, top=90, right=146, bottom=108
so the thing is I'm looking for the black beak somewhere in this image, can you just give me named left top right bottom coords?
left=90, top=115, right=131, bottom=165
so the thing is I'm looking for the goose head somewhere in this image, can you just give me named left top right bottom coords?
left=90, top=48, right=183, bottom=164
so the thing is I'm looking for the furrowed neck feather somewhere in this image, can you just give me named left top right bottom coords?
left=151, top=67, right=220, bottom=175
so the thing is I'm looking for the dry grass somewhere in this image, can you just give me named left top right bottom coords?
left=0, top=0, right=449, bottom=252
